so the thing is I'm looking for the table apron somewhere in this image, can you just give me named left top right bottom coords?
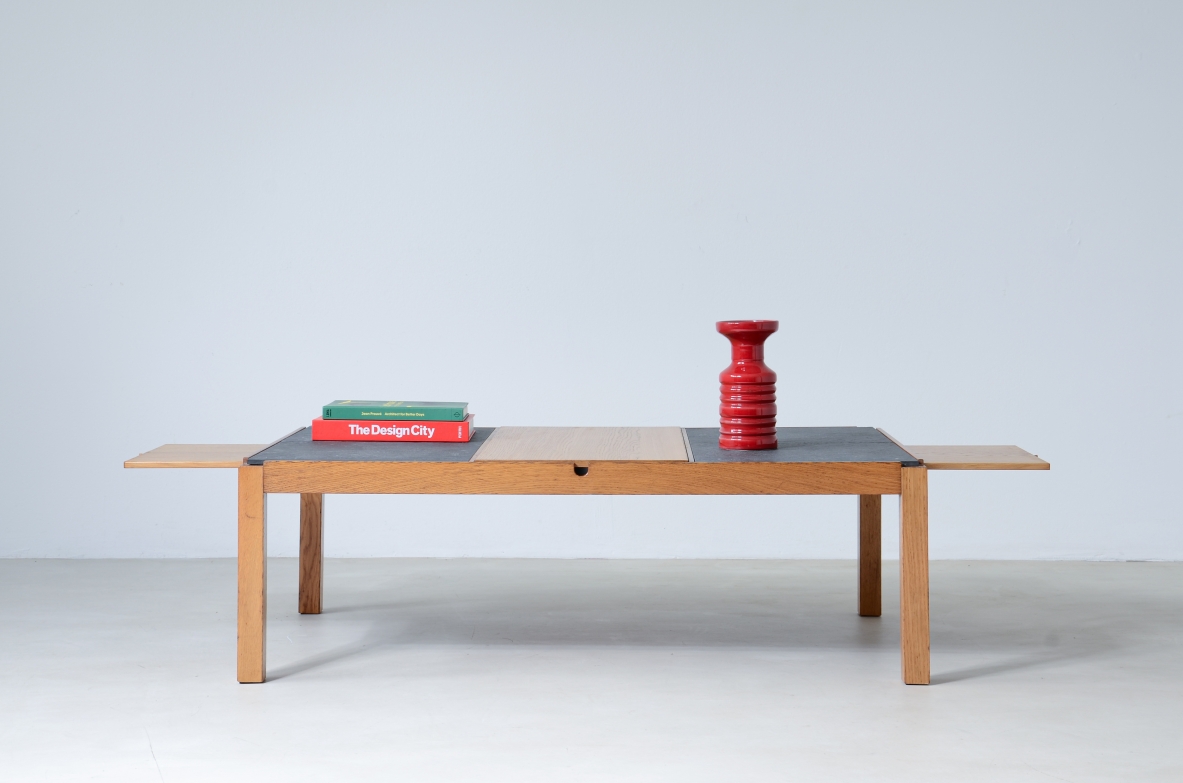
left=261, top=461, right=903, bottom=496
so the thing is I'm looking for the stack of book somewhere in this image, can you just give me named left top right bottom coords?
left=311, top=400, right=475, bottom=443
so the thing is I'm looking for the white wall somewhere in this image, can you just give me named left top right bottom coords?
left=1, top=1, right=1180, bottom=559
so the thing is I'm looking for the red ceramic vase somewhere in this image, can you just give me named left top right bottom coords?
left=717, top=320, right=778, bottom=450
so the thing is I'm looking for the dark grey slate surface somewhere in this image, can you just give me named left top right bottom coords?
left=247, top=426, right=919, bottom=466
left=246, top=427, right=495, bottom=464
left=685, top=427, right=920, bottom=466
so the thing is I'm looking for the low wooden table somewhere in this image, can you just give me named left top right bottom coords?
left=125, top=426, right=1049, bottom=685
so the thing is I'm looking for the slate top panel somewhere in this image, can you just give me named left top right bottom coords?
left=246, top=427, right=495, bottom=464
left=247, top=426, right=920, bottom=466
left=685, top=427, right=920, bottom=466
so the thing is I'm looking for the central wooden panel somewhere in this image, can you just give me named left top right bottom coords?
left=471, top=427, right=688, bottom=462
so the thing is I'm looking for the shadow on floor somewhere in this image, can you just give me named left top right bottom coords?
left=264, top=560, right=1145, bottom=684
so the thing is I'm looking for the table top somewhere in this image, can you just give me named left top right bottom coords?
left=243, top=426, right=921, bottom=467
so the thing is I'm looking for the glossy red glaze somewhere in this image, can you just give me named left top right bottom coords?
left=717, top=320, right=779, bottom=449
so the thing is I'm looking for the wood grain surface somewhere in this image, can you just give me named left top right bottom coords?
left=298, top=493, right=323, bottom=615
left=858, top=495, right=882, bottom=618
left=125, top=444, right=268, bottom=468
left=262, top=460, right=902, bottom=495
left=237, top=466, right=267, bottom=684
left=471, top=427, right=688, bottom=462
left=905, top=445, right=1049, bottom=470
left=899, top=466, right=930, bottom=685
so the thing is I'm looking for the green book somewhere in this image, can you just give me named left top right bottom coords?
left=322, top=400, right=469, bottom=421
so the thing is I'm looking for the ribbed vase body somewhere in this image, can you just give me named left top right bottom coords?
left=717, top=320, right=778, bottom=450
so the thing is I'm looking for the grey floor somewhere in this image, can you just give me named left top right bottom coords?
left=2, top=559, right=1180, bottom=781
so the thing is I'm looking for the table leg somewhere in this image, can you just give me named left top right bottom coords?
left=237, top=465, right=267, bottom=683
left=299, top=493, right=323, bottom=614
left=858, top=495, right=882, bottom=617
left=899, top=466, right=930, bottom=685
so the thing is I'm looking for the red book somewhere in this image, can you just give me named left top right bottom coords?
left=311, top=414, right=475, bottom=442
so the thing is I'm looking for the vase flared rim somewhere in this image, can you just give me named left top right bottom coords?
left=716, top=320, right=778, bottom=334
